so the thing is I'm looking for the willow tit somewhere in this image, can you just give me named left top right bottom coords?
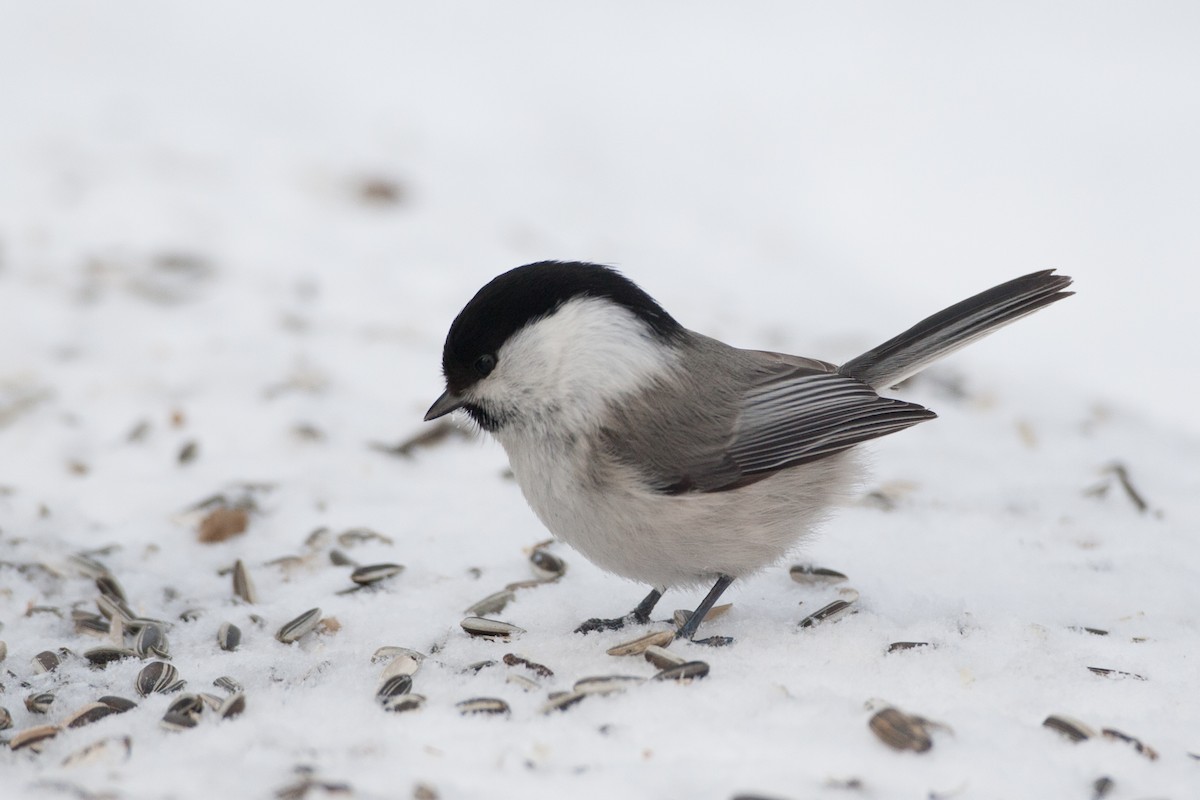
left=426, top=262, right=1072, bottom=643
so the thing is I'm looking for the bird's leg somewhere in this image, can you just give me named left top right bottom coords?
left=675, top=574, right=735, bottom=644
left=574, top=587, right=665, bottom=634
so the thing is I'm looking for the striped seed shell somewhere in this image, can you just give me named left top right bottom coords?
left=502, top=653, right=554, bottom=678
left=460, top=617, right=525, bottom=639
left=0, top=707, right=12, bottom=730
left=798, top=599, right=856, bottom=628
left=98, top=696, right=138, bottom=712
left=134, top=623, right=170, bottom=658
left=371, top=646, right=426, bottom=664
left=887, top=642, right=930, bottom=653
left=198, top=693, right=225, bottom=712
left=1087, top=666, right=1147, bottom=681
left=218, top=692, right=246, bottom=719
left=232, top=559, right=257, bottom=604
left=456, top=697, right=510, bottom=716
left=217, top=622, right=241, bottom=651
left=381, top=693, right=425, bottom=713
left=643, top=645, right=686, bottom=670
left=213, top=676, right=243, bottom=694
left=573, top=675, right=645, bottom=695
left=69, top=552, right=110, bottom=578
left=606, top=629, right=674, bottom=657
left=541, top=691, right=588, bottom=714
left=95, top=574, right=127, bottom=603
left=464, top=589, right=514, bottom=616
left=653, top=661, right=710, bottom=682
left=379, top=654, right=421, bottom=681
left=506, top=674, right=540, bottom=692
left=136, top=661, right=180, bottom=696
left=350, top=563, right=404, bottom=585
left=0, top=640, right=5, bottom=662
left=789, top=564, right=848, bottom=585
left=61, top=735, right=131, bottom=768
left=32, top=650, right=61, bottom=674
left=9, top=724, right=60, bottom=752
left=376, top=675, right=413, bottom=702
left=1043, top=715, right=1095, bottom=743
left=64, top=702, right=121, bottom=729
left=25, top=692, right=55, bottom=714
left=328, top=549, right=358, bottom=567
left=672, top=603, right=733, bottom=628
left=529, top=549, right=566, bottom=580
left=1102, top=728, right=1158, bottom=761
left=276, top=608, right=322, bottom=644
left=869, top=707, right=934, bottom=752
left=96, top=594, right=135, bottom=624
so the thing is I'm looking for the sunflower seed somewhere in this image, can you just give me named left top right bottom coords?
left=328, top=548, right=358, bottom=567
left=198, top=693, right=225, bottom=712
left=606, top=629, right=674, bottom=657
left=1101, top=728, right=1158, bottom=760
left=1069, top=626, right=1109, bottom=636
left=1092, top=776, right=1114, bottom=799
left=9, top=724, right=60, bottom=752
left=652, top=661, right=710, bottom=682
left=83, top=646, right=134, bottom=668
left=789, top=564, right=848, bottom=585
left=63, top=702, right=122, bottom=729
left=0, top=707, right=12, bottom=730
left=24, top=692, right=55, bottom=714
left=179, top=608, right=204, bottom=622
left=232, top=559, right=257, bottom=604
left=504, top=578, right=547, bottom=591
left=379, top=654, right=421, bottom=681
left=217, top=622, right=241, bottom=651
left=213, top=676, right=243, bottom=694
left=69, top=553, right=110, bottom=578
left=218, top=692, right=246, bottom=719
left=464, top=590, right=515, bottom=616
left=61, top=735, right=132, bottom=768
left=529, top=549, right=566, bottom=580
left=160, top=711, right=198, bottom=731
left=1087, top=666, right=1147, bottom=681
left=96, top=594, right=135, bottom=624
left=502, top=653, right=554, bottom=678
left=381, top=693, right=425, bottom=713
left=573, top=675, right=645, bottom=695
left=460, top=617, right=524, bottom=639
left=161, top=693, right=204, bottom=731
left=350, top=563, right=404, bottom=586
left=376, top=675, right=413, bottom=701
left=32, top=650, right=61, bottom=674
left=0, top=641, right=6, bottom=663
left=338, top=527, right=393, bottom=547
left=276, top=608, right=322, bottom=643
left=98, top=696, right=138, bottom=712
left=462, top=660, right=496, bottom=674
left=1043, top=714, right=1094, bottom=742
left=541, top=691, right=588, bottom=713
left=887, top=642, right=931, bottom=653
left=372, top=646, right=426, bottom=664
left=869, top=707, right=935, bottom=752
left=134, top=623, right=170, bottom=658
left=506, top=674, right=540, bottom=692
left=798, top=599, right=855, bottom=628
left=672, top=603, right=732, bottom=628
left=456, top=697, right=509, bottom=716
left=136, top=661, right=180, bottom=696
left=95, top=574, right=127, bottom=604
left=643, top=645, right=686, bottom=670
left=73, top=611, right=109, bottom=636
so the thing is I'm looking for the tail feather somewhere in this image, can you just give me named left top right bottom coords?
left=839, top=270, right=1073, bottom=389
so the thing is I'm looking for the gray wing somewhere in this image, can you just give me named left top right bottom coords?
left=600, top=339, right=935, bottom=494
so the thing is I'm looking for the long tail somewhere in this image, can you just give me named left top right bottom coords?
left=839, top=270, right=1074, bottom=390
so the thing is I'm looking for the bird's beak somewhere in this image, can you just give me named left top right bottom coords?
left=424, top=390, right=467, bottom=421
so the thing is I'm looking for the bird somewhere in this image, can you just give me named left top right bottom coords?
left=425, top=261, right=1073, bottom=643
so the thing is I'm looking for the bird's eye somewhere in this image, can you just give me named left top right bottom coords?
left=474, top=354, right=497, bottom=377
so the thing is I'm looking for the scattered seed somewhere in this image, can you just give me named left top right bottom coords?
left=328, top=549, right=358, bottom=567
left=96, top=594, right=135, bottom=624
left=84, top=646, right=135, bottom=668
left=350, top=563, right=404, bottom=586
left=464, top=589, right=515, bottom=616
left=379, top=654, right=421, bottom=681
left=371, top=646, right=426, bottom=665
left=789, top=564, right=848, bottom=585
left=337, top=527, right=394, bottom=547
left=504, top=578, right=547, bottom=591
left=1092, top=776, right=1114, bottom=800
left=63, top=702, right=122, bottom=729
left=460, top=617, right=525, bottom=639
left=98, top=696, right=138, bottom=712
left=672, top=603, right=733, bottom=628
left=606, top=629, right=674, bottom=657
left=179, top=608, right=204, bottom=623
left=276, top=608, right=322, bottom=644
left=161, top=693, right=204, bottom=731
left=1069, top=626, right=1109, bottom=636
left=643, top=645, right=685, bottom=670
left=869, top=707, right=935, bottom=752
left=25, top=692, right=55, bottom=714
left=74, top=610, right=110, bottom=636
left=0, top=707, right=11, bottom=730
left=529, top=549, right=566, bottom=581
left=653, top=661, right=710, bottom=682
left=462, top=660, right=497, bottom=674
left=232, top=559, right=257, bottom=604
left=502, top=653, right=554, bottom=678
left=887, top=642, right=931, bottom=653
left=1087, top=666, right=1147, bottom=681
left=95, top=574, right=127, bottom=604
left=541, top=691, right=588, bottom=713
left=61, top=735, right=132, bottom=768
left=456, top=697, right=509, bottom=716
left=573, top=675, right=645, bottom=695
left=136, top=661, right=181, bottom=696
left=1043, top=714, right=1095, bottom=743
left=506, top=674, right=540, bottom=692
left=798, top=599, right=856, bottom=628
left=369, top=421, right=467, bottom=458
left=376, top=675, right=413, bottom=702
left=381, top=694, right=425, bottom=714
left=32, top=650, right=61, bottom=673
left=218, top=693, right=246, bottom=719
left=198, top=692, right=225, bottom=712
left=0, top=641, right=6, bottom=662
left=134, top=623, right=170, bottom=658
left=1102, top=728, right=1158, bottom=760
left=9, top=724, right=60, bottom=752
left=216, top=621, right=242, bottom=652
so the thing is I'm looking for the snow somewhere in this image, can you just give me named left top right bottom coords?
left=1, top=2, right=1198, bottom=798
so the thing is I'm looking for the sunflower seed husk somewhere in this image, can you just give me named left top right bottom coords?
left=0, top=640, right=5, bottom=663
left=376, top=675, right=413, bottom=701
left=134, top=623, right=170, bottom=659
left=25, top=692, right=55, bottom=714
left=573, top=675, right=645, bottom=695
left=1069, top=626, right=1109, bottom=636
left=1092, top=776, right=1115, bottom=799
left=217, top=622, right=242, bottom=651
left=162, top=693, right=204, bottom=729
left=462, top=660, right=497, bottom=674
left=789, top=564, right=848, bottom=585
left=798, top=599, right=855, bottom=628
left=276, top=608, right=322, bottom=644
left=505, top=674, right=540, bottom=692
left=213, top=676, right=243, bottom=694
left=218, top=692, right=246, bottom=719
left=1043, top=714, right=1095, bottom=743
left=541, top=691, right=588, bottom=714
left=371, top=646, right=426, bottom=665
left=381, top=693, right=425, bottom=713
left=160, top=711, right=199, bottom=732
left=869, top=707, right=934, bottom=752
left=672, top=603, right=733, bottom=628
left=179, top=608, right=204, bottom=623
left=379, top=654, right=421, bottom=681
left=456, top=697, right=510, bottom=716
left=9, top=724, right=60, bottom=752
left=502, top=653, right=554, bottom=678
left=63, top=702, right=121, bottom=729
left=652, top=661, right=710, bottom=682
left=464, top=590, right=515, bottom=617
left=32, top=650, right=61, bottom=674
left=337, top=527, right=394, bottom=547
left=96, top=594, right=135, bottom=624
left=887, top=642, right=931, bottom=653
left=197, top=693, right=225, bottom=712
left=98, top=696, right=138, bottom=712
left=328, top=549, right=358, bottom=567
left=61, top=735, right=132, bottom=768
left=350, top=563, right=404, bottom=586
left=232, top=559, right=256, bottom=604
left=1087, top=666, right=1147, bottom=681
left=135, top=661, right=180, bottom=696
left=529, top=549, right=566, bottom=580
left=69, top=553, right=110, bottom=578
left=1102, top=728, right=1158, bottom=760
left=95, top=574, right=127, bottom=604
left=73, top=611, right=110, bottom=636
left=0, top=707, right=12, bottom=730
left=504, top=578, right=547, bottom=591
left=460, top=617, right=525, bottom=639
left=642, top=644, right=685, bottom=669
left=606, top=629, right=674, bottom=657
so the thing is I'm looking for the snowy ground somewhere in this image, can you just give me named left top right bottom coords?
left=2, top=3, right=1198, bottom=799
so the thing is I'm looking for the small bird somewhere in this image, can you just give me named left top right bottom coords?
left=426, top=262, right=1072, bottom=643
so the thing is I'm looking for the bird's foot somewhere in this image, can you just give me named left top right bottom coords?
left=683, top=634, right=735, bottom=647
